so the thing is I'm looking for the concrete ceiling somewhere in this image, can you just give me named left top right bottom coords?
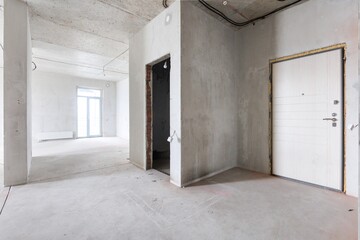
left=27, top=0, right=175, bottom=81
left=199, top=0, right=302, bottom=23
left=26, top=0, right=301, bottom=81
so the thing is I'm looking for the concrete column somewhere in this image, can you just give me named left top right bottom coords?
left=4, top=0, right=32, bottom=186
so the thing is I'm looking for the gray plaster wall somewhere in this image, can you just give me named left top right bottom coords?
left=116, top=79, right=129, bottom=140
left=0, top=69, right=3, bottom=166
left=236, top=0, right=359, bottom=196
left=0, top=3, right=3, bottom=167
left=180, top=2, right=239, bottom=185
left=4, top=0, right=32, bottom=186
left=357, top=0, right=360, bottom=232
left=27, top=15, right=32, bottom=173
left=32, top=71, right=117, bottom=141
left=129, top=1, right=181, bottom=185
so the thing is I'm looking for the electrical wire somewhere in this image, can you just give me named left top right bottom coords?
left=33, top=56, right=128, bottom=75
left=102, top=48, right=129, bottom=76
left=198, top=0, right=303, bottom=27
left=32, top=61, right=37, bottom=71
left=163, top=0, right=168, bottom=8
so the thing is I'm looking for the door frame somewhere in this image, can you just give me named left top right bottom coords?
left=145, top=54, right=171, bottom=171
left=268, top=43, right=347, bottom=192
left=76, top=86, right=103, bottom=138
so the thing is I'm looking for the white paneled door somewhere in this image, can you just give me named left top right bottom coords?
left=272, top=49, right=343, bottom=191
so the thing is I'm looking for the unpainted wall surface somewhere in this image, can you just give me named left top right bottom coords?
left=0, top=3, right=3, bottom=167
left=4, top=0, right=32, bottom=186
left=129, top=1, right=181, bottom=185
left=116, top=79, right=129, bottom=140
left=357, top=0, right=360, bottom=232
left=236, top=0, right=359, bottom=196
left=32, top=71, right=117, bottom=141
left=181, top=2, right=239, bottom=185
left=0, top=69, right=3, bottom=165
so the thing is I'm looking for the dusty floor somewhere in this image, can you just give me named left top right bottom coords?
left=0, top=163, right=357, bottom=239
left=30, top=137, right=129, bottom=182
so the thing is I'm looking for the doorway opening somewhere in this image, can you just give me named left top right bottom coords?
left=269, top=44, right=346, bottom=192
left=146, top=57, right=171, bottom=175
left=77, top=87, right=102, bottom=138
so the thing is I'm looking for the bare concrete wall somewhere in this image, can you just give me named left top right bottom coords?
left=0, top=68, right=3, bottom=166
left=236, top=0, right=359, bottom=196
left=32, top=71, right=117, bottom=141
left=4, top=0, right=32, bottom=186
left=357, top=0, right=360, bottom=232
left=129, top=1, right=181, bottom=185
left=27, top=14, right=32, bottom=173
left=116, top=79, right=129, bottom=140
left=0, top=2, right=3, bottom=167
left=180, top=2, right=239, bottom=185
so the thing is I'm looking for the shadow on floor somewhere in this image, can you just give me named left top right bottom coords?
left=189, top=168, right=273, bottom=187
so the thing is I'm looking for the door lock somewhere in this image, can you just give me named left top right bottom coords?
left=323, top=118, right=337, bottom=122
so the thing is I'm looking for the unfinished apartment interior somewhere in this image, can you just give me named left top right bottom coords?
left=0, top=0, right=359, bottom=239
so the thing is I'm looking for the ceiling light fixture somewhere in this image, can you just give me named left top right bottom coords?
left=223, top=1, right=228, bottom=6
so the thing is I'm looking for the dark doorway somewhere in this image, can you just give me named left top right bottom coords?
left=152, top=58, right=170, bottom=175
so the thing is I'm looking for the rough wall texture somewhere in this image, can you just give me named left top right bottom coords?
left=236, top=0, right=359, bottom=196
left=357, top=0, right=360, bottom=232
left=4, top=0, right=31, bottom=186
left=32, top=71, right=117, bottom=141
left=116, top=79, right=129, bottom=140
left=146, top=65, right=152, bottom=170
left=27, top=16, right=32, bottom=173
left=180, top=2, right=239, bottom=185
left=129, top=1, right=181, bottom=185
left=0, top=7, right=3, bottom=167
left=0, top=68, right=3, bottom=166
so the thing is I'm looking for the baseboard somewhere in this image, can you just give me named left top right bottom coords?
left=181, top=166, right=235, bottom=187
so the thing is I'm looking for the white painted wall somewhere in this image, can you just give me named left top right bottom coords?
left=180, top=2, right=239, bottom=185
left=116, top=78, right=129, bottom=140
left=236, top=0, right=359, bottom=196
left=32, top=71, right=117, bottom=142
left=129, top=1, right=181, bottom=185
left=4, top=0, right=32, bottom=186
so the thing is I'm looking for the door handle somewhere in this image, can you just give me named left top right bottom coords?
left=323, top=118, right=337, bottom=121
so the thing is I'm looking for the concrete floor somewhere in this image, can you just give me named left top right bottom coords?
left=30, top=137, right=129, bottom=182
left=0, top=163, right=357, bottom=239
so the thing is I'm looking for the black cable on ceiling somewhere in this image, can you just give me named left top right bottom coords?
left=198, top=0, right=303, bottom=27
left=163, top=0, right=168, bottom=8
